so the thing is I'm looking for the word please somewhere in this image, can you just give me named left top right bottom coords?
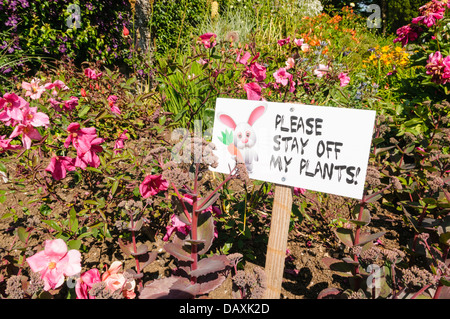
left=275, top=114, right=323, bottom=135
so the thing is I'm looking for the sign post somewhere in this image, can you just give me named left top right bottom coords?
left=210, top=98, right=376, bottom=299
left=263, top=184, right=293, bottom=299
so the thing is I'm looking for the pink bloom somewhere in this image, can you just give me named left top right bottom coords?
left=64, top=123, right=104, bottom=168
left=63, top=96, right=79, bottom=111
left=107, top=95, right=121, bottom=115
left=101, top=261, right=136, bottom=299
left=75, top=268, right=101, bottom=299
left=294, top=38, right=304, bottom=46
left=393, top=24, right=422, bottom=47
left=314, top=64, right=329, bottom=78
left=19, top=106, right=50, bottom=128
left=301, top=43, right=310, bottom=52
left=244, top=82, right=262, bottom=101
left=163, top=214, right=190, bottom=241
left=45, top=156, right=76, bottom=180
left=9, top=124, right=41, bottom=149
left=26, top=239, right=81, bottom=291
left=285, top=57, right=295, bottom=70
left=8, top=106, right=49, bottom=149
left=273, top=67, right=293, bottom=86
left=64, top=122, right=98, bottom=154
left=237, top=51, right=252, bottom=65
left=197, top=33, right=217, bottom=49
left=114, top=130, right=128, bottom=155
left=277, top=36, right=290, bottom=46
left=0, top=92, right=28, bottom=124
left=74, top=137, right=104, bottom=169
left=84, top=68, right=103, bottom=80
left=139, top=174, right=169, bottom=199
left=425, top=51, right=450, bottom=84
left=44, top=80, right=69, bottom=96
left=338, top=72, right=350, bottom=87
left=293, top=187, right=306, bottom=196
left=250, top=62, right=267, bottom=82
left=412, top=0, right=445, bottom=27
left=0, top=135, right=21, bottom=153
left=48, top=98, right=63, bottom=112
left=22, top=78, right=46, bottom=100
left=163, top=195, right=222, bottom=241
left=197, top=58, right=208, bottom=65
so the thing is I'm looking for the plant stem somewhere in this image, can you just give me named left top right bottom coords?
left=190, top=163, right=200, bottom=284
left=130, top=214, right=143, bottom=290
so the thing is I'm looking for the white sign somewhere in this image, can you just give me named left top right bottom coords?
left=210, top=98, right=376, bottom=200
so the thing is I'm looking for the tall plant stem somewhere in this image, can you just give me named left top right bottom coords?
left=190, top=163, right=201, bottom=284
left=130, top=214, right=143, bottom=290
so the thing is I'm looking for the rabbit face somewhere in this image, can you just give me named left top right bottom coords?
left=234, top=123, right=256, bottom=149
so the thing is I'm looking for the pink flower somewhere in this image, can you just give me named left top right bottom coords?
left=237, top=51, right=252, bottom=65
left=84, top=68, right=103, bottom=80
left=393, top=24, right=422, bottom=47
left=163, top=195, right=222, bottom=241
left=22, top=78, right=46, bottom=100
left=244, top=82, right=262, bottom=101
left=9, top=123, right=42, bottom=149
left=44, top=80, right=69, bottom=96
left=139, top=174, right=169, bottom=198
left=101, top=261, right=136, bottom=299
left=294, top=38, right=304, bottom=46
left=45, top=156, right=76, bottom=180
left=63, top=96, right=79, bottom=111
left=107, top=95, right=121, bottom=115
left=74, top=137, right=104, bottom=169
left=273, top=67, right=293, bottom=86
left=64, top=123, right=104, bottom=169
left=277, top=37, right=290, bottom=46
left=197, top=33, right=217, bottom=49
left=18, top=106, right=50, bottom=127
left=293, top=187, right=306, bottom=196
left=250, top=62, right=267, bottom=82
left=114, top=130, right=128, bottom=154
left=314, top=64, right=329, bottom=78
left=0, top=92, right=28, bottom=124
left=64, top=122, right=98, bottom=154
left=9, top=106, right=49, bottom=149
left=163, top=214, right=190, bottom=241
left=425, top=51, right=450, bottom=84
left=285, top=57, right=295, bottom=70
left=412, top=0, right=445, bottom=27
left=0, top=135, right=21, bottom=153
left=338, top=72, right=350, bottom=87
left=26, top=239, right=81, bottom=291
left=75, top=268, right=101, bottom=299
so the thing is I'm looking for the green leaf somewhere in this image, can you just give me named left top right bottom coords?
left=17, top=227, right=29, bottom=243
left=111, top=179, right=120, bottom=196
left=42, top=220, right=61, bottom=232
left=67, top=239, right=81, bottom=250
left=69, top=208, right=78, bottom=233
left=335, top=228, right=355, bottom=247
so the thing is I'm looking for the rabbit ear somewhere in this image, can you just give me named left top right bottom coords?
left=218, top=113, right=236, bottom=130
left=248, top=103, right=267, bottom=126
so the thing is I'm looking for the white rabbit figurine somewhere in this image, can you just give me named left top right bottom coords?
left=218, top=102, right=267, bottom=173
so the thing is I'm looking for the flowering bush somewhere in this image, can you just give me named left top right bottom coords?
left=0, top=0, right=132, bottom=65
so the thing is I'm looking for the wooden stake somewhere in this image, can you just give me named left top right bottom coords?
left=263, top=184, right=293, bottom=299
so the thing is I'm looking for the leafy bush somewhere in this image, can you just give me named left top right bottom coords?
left=0, top=0, right=132, bottom=65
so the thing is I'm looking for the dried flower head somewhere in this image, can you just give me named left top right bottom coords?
left=402, top=266, right=436, bottom=289
left=5, top=275, right=24, bottom=299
